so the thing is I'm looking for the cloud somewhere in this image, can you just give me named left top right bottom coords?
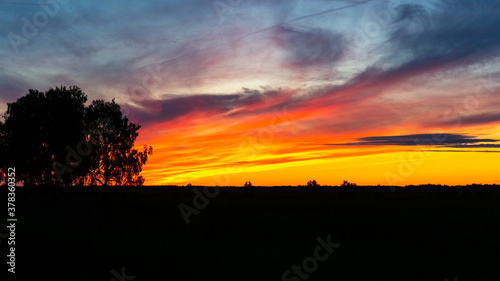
left=417, top=150, right=500, bottom=153
left=445, top=144, right=500, bottom=149
left=456, top=112, right=500, bottom=126
left=3, top=0, right=500, bottom=141
left=274, top=25, right=346, bottom=68
left=385, top=0, right=500, bottom=72
left=325, top=0, right=500, bottom=106
left=328, top=133, right=500, bottom=147
left=131, top=88, right=279, bottom=123
left=393, top=4, right=428, bottom=23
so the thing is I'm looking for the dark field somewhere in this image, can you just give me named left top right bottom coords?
left=4, top=185, right=500, bottom=281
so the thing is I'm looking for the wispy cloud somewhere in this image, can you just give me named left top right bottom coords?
left=328, top=134, right=500, bottom=147
left=2, top=0, right=500, bottom=185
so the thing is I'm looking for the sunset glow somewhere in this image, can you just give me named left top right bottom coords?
left=2, top=0, right=500, bottom=186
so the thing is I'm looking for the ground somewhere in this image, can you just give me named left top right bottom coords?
left=5, top=185, right=500, bottom=281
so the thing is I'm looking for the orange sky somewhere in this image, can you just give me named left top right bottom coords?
left=134, top=75, right=500, bottom=186
left=3, top=1, right=499, bottom=186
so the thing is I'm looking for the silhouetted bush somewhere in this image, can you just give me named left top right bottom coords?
left=307, top=179, right=320, bottom=187
left=341, top=180, right=357, bottom=187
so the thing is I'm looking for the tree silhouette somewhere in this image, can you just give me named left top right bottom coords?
left=341, top=180, right=357, bottom=187
left=0, top=86, right=152, bottom=186
left=80, top=99, right=152, bottom=186
left=0, top=120, right=5, bottom=178
left=307, top=179, right=320, bottom=187
left=0, top=86, right=87, bottom=186
left=244, top=181, right=253, bottom=187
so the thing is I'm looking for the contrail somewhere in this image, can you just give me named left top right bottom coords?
left=155, top=0, right=375, bottom=68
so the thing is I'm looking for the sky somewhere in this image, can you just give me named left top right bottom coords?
left=1, top=0, right=500, bottom=186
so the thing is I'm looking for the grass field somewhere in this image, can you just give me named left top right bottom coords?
left=5, top=185, right=500, bottom=281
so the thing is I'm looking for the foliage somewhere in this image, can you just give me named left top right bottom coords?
left=0, top=86, right=152, bottom=186
left=341, top=180, right=357, bottom=187
left=307, top=179, right=320, bottom=187
left=82, top=99, right=152, bottom=186
left=244, top=181, right=253, bottom=187
left=0, top=86, right=87, bottom=186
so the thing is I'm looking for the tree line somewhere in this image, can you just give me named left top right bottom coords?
left=0, top=86, right=152, bottom=187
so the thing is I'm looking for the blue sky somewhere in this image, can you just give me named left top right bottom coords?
left=1, top=0, right=444, bottom=113
left=2, top=0, right=500, bottom=185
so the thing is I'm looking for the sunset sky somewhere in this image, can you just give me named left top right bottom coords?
left=1, top=0, right=500, bottom=186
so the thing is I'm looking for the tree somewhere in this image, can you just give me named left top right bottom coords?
left=82, top=99, right=153, bottom=186
left=244, top=181, right=253, bottom=187
left=0, top=86, right=152, bottom=186
left=0, top=86, right=87, bottom=186
left=0, top=120, right=5, bottom=182
left=341, top=180, right=357, bottom=187
left=307, top=179, right=320, bottom=187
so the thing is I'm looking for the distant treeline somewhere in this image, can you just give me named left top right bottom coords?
left=10, top=183, right=500, bottom=199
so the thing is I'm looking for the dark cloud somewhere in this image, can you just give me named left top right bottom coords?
left=417, top=149, right=500, bottom=153
left=131, top=88, right=277, bottom=123
left=393, top=4, right=428, bottom=23
left=337, top=0, right=500, bottom=97
left=327, top=133, right=500, bottom=147
left=387, top=0, right=500, bottom=71
left=457, top=113, right=500, bottom=126
left=313, top=0, right=500, bottom=124
left=445, top=144, right=500, bottom=149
